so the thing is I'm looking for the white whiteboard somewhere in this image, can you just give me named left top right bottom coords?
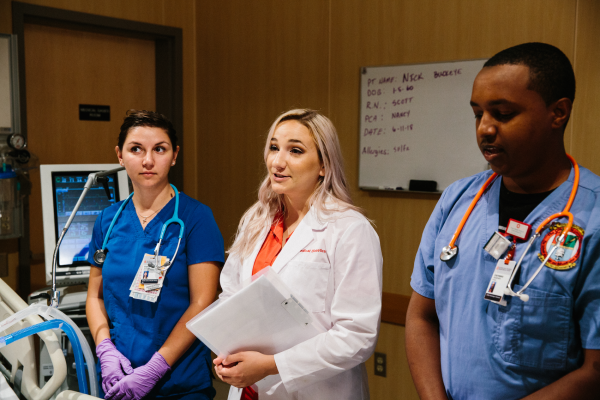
left=358, top=59, right=488, bottom=192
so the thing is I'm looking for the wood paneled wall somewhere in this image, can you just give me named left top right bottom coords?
left=196, top=1, right=600, bottom=398
left=571, top=0, right=600, bottom=169
left=195, top=0, right=330, bottom=242
left=1, top=0, right=599, bottom=398
left=23, top=23, right=157, bottom=291
left=0, top=0, right=198, bottom=293
left=0, top=0, right=199, bottom=195
left=329, top=0, right=578, bottom=296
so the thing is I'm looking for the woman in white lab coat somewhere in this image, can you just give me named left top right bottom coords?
left=214, top=109, right=383, bottom=400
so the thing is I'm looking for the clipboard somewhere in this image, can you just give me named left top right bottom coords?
left=186, top=267, right=325, bottom=357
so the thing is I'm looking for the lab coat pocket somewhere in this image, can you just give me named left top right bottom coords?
left=492, top=285, right=572, bottom=370
left=283, top=261, right=330, bottom=313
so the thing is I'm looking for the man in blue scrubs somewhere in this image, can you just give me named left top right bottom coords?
left=406, top=43, right=600, bottom=399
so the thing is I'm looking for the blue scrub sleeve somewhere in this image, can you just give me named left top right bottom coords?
left=410, top=189, right=451, bottom=300
left=87, top=209, right=106, bottom=267
left=576, top=226, right=600, bottom=350
left=184, top=203, right=225, bottom=266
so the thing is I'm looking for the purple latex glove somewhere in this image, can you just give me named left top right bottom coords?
left=96, top=338, right=134, bottom=394
left=105, top=352, right=171, bottom=400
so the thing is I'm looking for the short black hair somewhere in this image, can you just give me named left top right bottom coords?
left=118, top=109, right=178, bottom=149
left=484, top=42, right=575, bottom=105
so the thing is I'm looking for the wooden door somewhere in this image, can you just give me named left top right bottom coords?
left=24, top=23, right=156, bottom=292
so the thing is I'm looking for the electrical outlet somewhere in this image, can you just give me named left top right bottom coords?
left=374, top=352, right=386, bottom=377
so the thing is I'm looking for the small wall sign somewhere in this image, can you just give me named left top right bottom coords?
left=79, top=104, right=110, bottom=121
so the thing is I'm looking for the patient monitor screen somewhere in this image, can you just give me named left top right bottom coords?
left=52, top=171, right=121, bottom=268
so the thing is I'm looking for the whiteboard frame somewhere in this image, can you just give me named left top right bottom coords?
left=357, top=58, right=488, bottom=193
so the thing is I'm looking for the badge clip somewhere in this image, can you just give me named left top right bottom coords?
left=506, top=219, right=532, bottom=241
left=484, top=232, right=512, bottom=260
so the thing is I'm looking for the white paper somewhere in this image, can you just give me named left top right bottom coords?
left=186, top=267, right=325, bottom=357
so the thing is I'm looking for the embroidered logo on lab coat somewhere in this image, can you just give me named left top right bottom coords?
left=538, top=223, right=584, bottom=270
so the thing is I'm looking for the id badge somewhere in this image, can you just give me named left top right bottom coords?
left=129, top=254, right=167, bottom=303
left=141, top=261, right=162, bottom=284
left=483, top=232, right=512, bottom=260
left=484, top=259, right=516, bottom=306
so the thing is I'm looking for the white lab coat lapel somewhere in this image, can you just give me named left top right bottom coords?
left=241, top=225, right=270, bottom=281
left=271, top=207, right=328, bottom=274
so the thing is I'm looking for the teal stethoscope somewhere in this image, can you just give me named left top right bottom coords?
left=92, top=184, right=184, bottom=270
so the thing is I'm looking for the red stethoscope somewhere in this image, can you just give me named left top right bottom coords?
left=439, top=154, right=580, bottom=302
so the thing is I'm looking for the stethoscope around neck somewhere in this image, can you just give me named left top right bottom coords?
left=93, top=183, right=185, bottom=270
left=439, top=154, right=580, bottom=302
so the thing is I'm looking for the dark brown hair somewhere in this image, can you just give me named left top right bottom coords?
left=118, top=109, right=178, bottom=149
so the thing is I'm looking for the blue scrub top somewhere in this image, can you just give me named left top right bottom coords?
left=88, top=192, right=224, bottom=398
left=411, top=166, right=600, bottom=400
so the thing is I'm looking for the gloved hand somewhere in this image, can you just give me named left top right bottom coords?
left=96, top=338, right=134, bottom=394
left=105, top=352, right=171, bottom=400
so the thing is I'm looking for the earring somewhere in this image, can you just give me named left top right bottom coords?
left=171, top=162, right=175, bottom=166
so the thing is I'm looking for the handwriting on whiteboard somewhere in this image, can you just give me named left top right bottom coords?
left=361, top=68, right=466, bottom=157
left=358, top=59, right=487, bottom=190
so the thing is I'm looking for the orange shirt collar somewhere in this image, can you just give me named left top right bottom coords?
left=270, top=213, right=285, bottom=244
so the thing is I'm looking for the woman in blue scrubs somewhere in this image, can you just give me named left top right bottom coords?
left=86, top=110, right=224, bottom=399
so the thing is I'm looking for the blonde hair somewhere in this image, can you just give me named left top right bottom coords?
left=228, top=109, right=364, bottom=259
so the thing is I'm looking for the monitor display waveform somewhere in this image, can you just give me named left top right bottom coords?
left=51, top=171, right=121, bottom=267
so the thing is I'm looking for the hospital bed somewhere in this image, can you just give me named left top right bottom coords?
left=0, top=278, right=100, bottom=400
